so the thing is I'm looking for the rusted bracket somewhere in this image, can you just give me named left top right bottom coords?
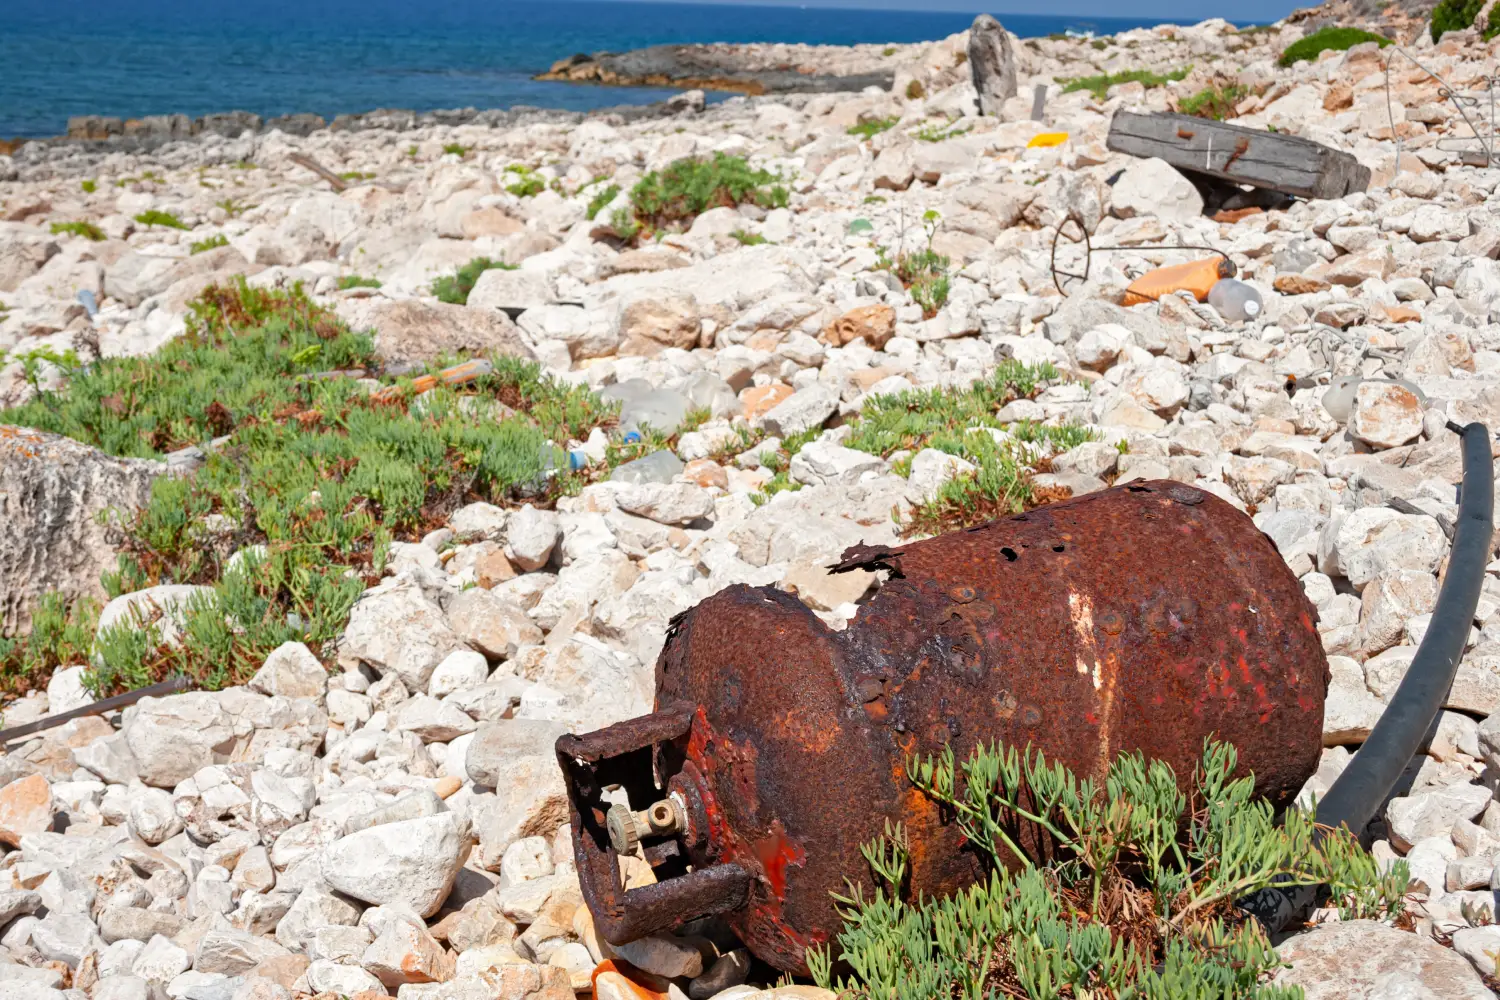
left=557, top=706, right=751, bottom=944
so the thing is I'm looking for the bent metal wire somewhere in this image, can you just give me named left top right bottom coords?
left=1049, top=211, right=1233, bottom=297
left=1385, top=43, right=1500, bottom=169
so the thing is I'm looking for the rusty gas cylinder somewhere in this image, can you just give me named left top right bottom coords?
left=557, top=480, right=1328, bottom=973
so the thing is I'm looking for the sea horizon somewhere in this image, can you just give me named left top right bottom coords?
left=1, top=0, right=1254, bottom=140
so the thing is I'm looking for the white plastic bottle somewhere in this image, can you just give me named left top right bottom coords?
left=1208, top=278, right=1263, bottom=323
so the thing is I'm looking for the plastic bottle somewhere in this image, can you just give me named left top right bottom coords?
left=1208, top=278, right=1264, bottom=323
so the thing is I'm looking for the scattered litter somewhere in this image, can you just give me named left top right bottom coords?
left=1027, top=131, right=1069, bottom=148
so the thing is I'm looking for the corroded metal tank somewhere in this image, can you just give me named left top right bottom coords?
left=558, top=480, right=1329, bottom=973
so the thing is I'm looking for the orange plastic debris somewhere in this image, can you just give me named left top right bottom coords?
left=1027, top=131, right=1069, bottom=148
left=1122, top=256, right=1235, bottom=306
left=592, top=960, right=670, bottom=1000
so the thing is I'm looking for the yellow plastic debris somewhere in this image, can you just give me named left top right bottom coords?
left=1122, top=257, right=1236, bottom=306
left=1027, top=132, right=1069, bottom=148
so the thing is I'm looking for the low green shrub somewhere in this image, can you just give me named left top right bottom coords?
left=0, top=279, right=620, bottom=694
left=586, top=183, right=621, bottom=220
left=431, top=257, right=516, bottom=305
left=215, top=197, right=249, bottom=218
left=879, top=210, right=951, bottom=320
left=847, top=117, right=899, bottom=140
left=1061, top=66, right=1190, bottom=100
left=1486, top=1, right=1500, bottom=39
left=81, top=180, right=97, bottom=194
left=912, top=120, right=972, bottom=143
left=729, top=229, right=766, bottom=246
left=626, top=153, right=788, bottom=238
left=189, top=234, right=229, bottom=254
left=1179, top=83, right=1250, bottom=120
left=133, top=210, right=189, bottom=230
left=1280, top=26, right=1390, bottom=64
left=844, top=360, right=1091, bottom=532
left=504, top=164, right=545, bottom=198
left=0, top=593, right=99, bottom=698
left=442, top=142, right=469, bottom=158
left=50, top=221, right=105, bottom=242
left=811, top=740, right=1408, bottom=1000
left=1432, top=0, right=1484, bottom=40
left=338, top=170, right=375, bottom=182
left=337, top=275, right=382, bottom=290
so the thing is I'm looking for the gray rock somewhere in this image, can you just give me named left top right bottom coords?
left=610, top=450, right=686, bottom=486
left=756, top=384, right=839, bottom=437
left=72, top=731, right=140, bottom=785
left=0, top=426, right=165, bottom=634
left=31, top=911, right=104, bottom=967
left=504, top=504, right=560, bottom=571
left=392, top=694, right=479, bottom=743
left=606, top=381, right=694, bottom=437
left=93, top=976, right=152, bottom=1000
left=319, top=812, right=469, bottom=917
left=690, top=948, right=752, bottom=999
left=967, top=15, right=1018, bottom=116
left=247, top=642, right=327, bottom=701
left=193, top=930, right=292, bottom=976
left=1274, top=919, right=1492, bottom=999
left=466, top=267, right=553, bottom=313
left=132, top=933, right=190, bottom=983
left=338, top=574, right=468, bottom=692
left=1111, top=157, right=1203, bottom=224
left=124, top=692, right=237, bottom=788
left=446, top=587, right=542, bottom=661
left=273, top=884, right=362, bottom=954
left=615, top=481, right=715, bottom=524
left=98, top=906, right=185, bottom=943
left=342, top=298, right=535, bottom=367
left=1387, top=783, right=1494, bottom=851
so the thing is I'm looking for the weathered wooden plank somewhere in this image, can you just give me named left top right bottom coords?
left=1106, top=111, right=1370, bottom=200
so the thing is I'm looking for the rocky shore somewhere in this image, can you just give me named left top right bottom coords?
left=4, top=7, right=1500, bottom=1000
left=537, top=41, right=905, bottom=95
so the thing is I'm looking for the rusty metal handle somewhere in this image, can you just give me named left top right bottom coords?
left=557, top=707, right=751, bottom=944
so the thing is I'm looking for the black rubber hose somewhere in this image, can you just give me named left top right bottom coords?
left=1239, top=421, right=1493, bottom=933
left=1314, top=420, right=1493, bottom=834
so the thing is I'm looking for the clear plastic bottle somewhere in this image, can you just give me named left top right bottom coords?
left=1208, top=278, right=1264, bottom=323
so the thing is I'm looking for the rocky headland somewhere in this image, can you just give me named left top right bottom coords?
left=1, top=6, right=1500, bottom=1000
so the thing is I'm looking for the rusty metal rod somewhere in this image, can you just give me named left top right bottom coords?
left=0, top=675, right=190, bottom=745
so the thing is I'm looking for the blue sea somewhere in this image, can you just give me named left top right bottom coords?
left=3, top=0, right=1188, bottom=139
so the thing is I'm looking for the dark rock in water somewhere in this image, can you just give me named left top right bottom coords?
left=264, top=112, right=327, bottom=136
left=67, top=116, right=124, bottom=140
left=538, top=43, right=894, bottom=95
left=968, top=14, right=1018, bottom=116
left=125, top=114, right=193, bottom=140
left=197, top=111, right=263, bottom=136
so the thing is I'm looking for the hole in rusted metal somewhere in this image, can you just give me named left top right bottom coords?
left=1127, top=485, right=1152, bottom=493
left=1001, top=547, right=1018, bottom=561
left=1053, top=544, right=1065, bottom=552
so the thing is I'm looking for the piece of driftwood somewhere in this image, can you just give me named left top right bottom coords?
left=0, top=675, right=190, bottom=745
left=1106, top=111, right=1370, bottom=200
left=288, top=152, right=349, bottom=192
